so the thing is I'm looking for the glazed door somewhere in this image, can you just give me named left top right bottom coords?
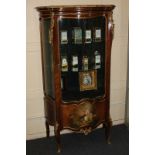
left=59, top=16, right=106, bottom=102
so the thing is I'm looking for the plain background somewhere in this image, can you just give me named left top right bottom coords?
left=0, top=0, right=155, bottom=155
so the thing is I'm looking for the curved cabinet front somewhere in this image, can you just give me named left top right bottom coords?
left=61, top=98, right=107, bottom=131
left=36, top=5, right=115, bottom=153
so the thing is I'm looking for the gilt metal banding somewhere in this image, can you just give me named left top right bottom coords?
left=80, top=127, right=92, bottom=135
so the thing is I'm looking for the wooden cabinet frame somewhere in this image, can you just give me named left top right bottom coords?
left=36, top=5, right=115, bottom=153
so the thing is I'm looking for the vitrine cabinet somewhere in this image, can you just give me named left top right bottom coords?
left=36, top=5, right=115, bottom=153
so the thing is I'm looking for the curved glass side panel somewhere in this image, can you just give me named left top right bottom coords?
left=42, top=18, right=54, bottom=97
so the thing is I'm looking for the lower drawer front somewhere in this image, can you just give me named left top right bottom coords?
left=61, top=99, right=106, bottom=130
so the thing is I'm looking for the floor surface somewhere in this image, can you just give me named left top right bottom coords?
left=26, top=124, right=129, bottom=155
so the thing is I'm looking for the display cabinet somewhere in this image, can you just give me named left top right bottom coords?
left=36, top=5, right=115, bottom=153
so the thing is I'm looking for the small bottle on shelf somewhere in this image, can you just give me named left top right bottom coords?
left=72, top=56, right=78, bottom=72
left=94, top=28, right=102, bottom=42
left=82, top=55, right=89, bottom=71
left=85, top=29, right=92, bottom=43
left=61, top=30, right=68, bottom=44
left=94, top=51, right=101, bottom=69
left=61, top=56, right=68, bottom=72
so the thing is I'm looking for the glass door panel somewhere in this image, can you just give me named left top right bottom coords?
left=59, top=16, right=106, bottom=102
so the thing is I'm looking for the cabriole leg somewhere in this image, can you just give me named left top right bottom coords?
left=54, top=122, right=61, bottom=154
left=45, top=120, right=50, bottom=138
left=105, top=119, right=112, bottom=144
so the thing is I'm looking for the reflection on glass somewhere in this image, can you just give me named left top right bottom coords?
left=61, top=78, right=63, bottom=89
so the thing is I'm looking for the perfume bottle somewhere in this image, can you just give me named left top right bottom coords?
left=94, top=51, right=101, bottom=69
left=61, top=30, right=68, bottom=44
left=73, top=27, right=82, bottom=44
left=85, top=29, right=92, bottom=43
left=82, top=56, right=89, bottom=71
left=72, top=56, right=78, bottom=72
left=94, top=28, right=101, bottom=42
left=61, top=56, right=68, bottom=72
